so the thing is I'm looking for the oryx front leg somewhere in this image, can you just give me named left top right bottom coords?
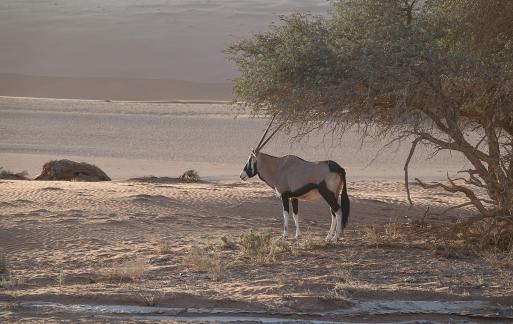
left=281, top=194, right=290, bottom=238
left=291, top=198, right=301, bottom=238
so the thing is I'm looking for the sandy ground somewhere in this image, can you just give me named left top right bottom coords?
left=1, top=178, right=513, bottom=322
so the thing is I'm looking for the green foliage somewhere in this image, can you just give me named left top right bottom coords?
left=227, top=0, right=513, bottom=217
left=226, top=0, right=513, bottom=131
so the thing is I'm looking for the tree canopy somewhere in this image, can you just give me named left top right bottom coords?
left=226, top=0, right=513, bottom=218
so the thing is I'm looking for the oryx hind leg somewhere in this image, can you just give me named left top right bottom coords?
left=318, top=181, right=341, bottom=242
left=326, top=210, right=336, bottom=241
left=291, top=198, right=300, bottom=238
left=281, top=194, right=290, bottom=238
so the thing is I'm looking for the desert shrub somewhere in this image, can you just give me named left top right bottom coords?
left=107, top=257, right=147, bottom=283
left=0, top=168, right=29, bottom=180
left=179, top=169, right=200, bottom=182
left=217, top=235, right=237, bottom=250
left=239, top=229, right=290, bottom=263
left=185, top=247, right=223, bottom=281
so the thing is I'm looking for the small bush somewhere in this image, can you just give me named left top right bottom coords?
left=239, top=229, right=290, bottom=263
left=107, top=257, right=147, bottom=283
left=179, top=169, right=200, bottom=182
left=185, top=247, right=223, bottom=281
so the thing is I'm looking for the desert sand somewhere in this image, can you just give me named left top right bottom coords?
left=1, top=97, right=513, bottom=322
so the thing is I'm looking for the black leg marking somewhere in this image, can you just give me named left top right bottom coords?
left=292, top=199, right=298, bottom=214
left=318, top=181, right=340, bottom=211
left=281, top=194, right=290, bottom=213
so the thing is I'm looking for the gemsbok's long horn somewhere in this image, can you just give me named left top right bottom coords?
left=257, top=122, right=284, bottom=151
left=255, top=115, right=276, bottom=151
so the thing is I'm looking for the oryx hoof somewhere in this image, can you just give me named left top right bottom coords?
left=325, top=233, right=334, bottom=242
left=282, top=231, right=289, bottom=239
left=294, top=231, right=301, bottom=239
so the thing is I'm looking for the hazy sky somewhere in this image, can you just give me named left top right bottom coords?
left=0, top=0, right=329, bottom=83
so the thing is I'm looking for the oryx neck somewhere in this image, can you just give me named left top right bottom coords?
left=256, top=153, right=280, bottom=188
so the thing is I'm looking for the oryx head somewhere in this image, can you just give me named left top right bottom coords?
left=240, top=115, right=282, bottom=181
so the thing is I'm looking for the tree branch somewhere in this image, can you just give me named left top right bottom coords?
left=404, top=136, right=422, bottom=206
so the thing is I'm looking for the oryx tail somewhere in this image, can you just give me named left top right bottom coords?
left=340, top=168, right=350, bottom=229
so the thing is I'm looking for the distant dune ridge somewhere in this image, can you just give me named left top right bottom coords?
left=0, top=74, right=233, bottom=101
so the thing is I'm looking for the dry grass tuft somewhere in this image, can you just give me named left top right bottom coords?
left=217, top=235, right=237, bottom=250
left=431, top=240, right=460, bottom=259
left=0, top=252, right=8, bottom=276
left=159, top=241, right=173, bottom=255
left=179, top=169, right=200, bottom=182
left=239, top=229, right=290, bottom=263
left=106, top=257, right=147, bottom=283
left=136, top=282, right=164, bottom=306
left=363, top=218, right=405, bottom=247
left=185, top=247, right=223, bottom=281
left=480, top=249, right=513, bottom=269
left=55, top=270, right=65, bottom=286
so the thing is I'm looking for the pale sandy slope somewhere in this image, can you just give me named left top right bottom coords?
left=0, top=97, right=472, bottom=182
left=0, top=0, right=329, bottom=100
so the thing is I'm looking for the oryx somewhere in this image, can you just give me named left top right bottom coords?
left=240, top=117, right=350, bottom=241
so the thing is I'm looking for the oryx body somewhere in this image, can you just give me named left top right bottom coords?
left=240, top=117, right=350, bottom=241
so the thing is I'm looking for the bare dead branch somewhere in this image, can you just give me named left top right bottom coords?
left=415, top=176, right=490, bottom=216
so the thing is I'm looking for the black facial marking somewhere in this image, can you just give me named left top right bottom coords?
left=243, top=157, right=258, bottom=178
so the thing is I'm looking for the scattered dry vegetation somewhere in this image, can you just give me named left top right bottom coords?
left=362, top=218, right=407, bottom=247
left=239, top=229, right=290, bottom=263
left=135, top=282, right=164, bottom=306
left=105, top=257, right=147, bottom=283
left=179, top=169, right=200, bottom=182
left=0, top=252, right=8, bottom=276
left=185, top=247, right=223, bottom=281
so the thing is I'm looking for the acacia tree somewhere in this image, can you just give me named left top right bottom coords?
left=226, top=0, right=513, bottom=220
